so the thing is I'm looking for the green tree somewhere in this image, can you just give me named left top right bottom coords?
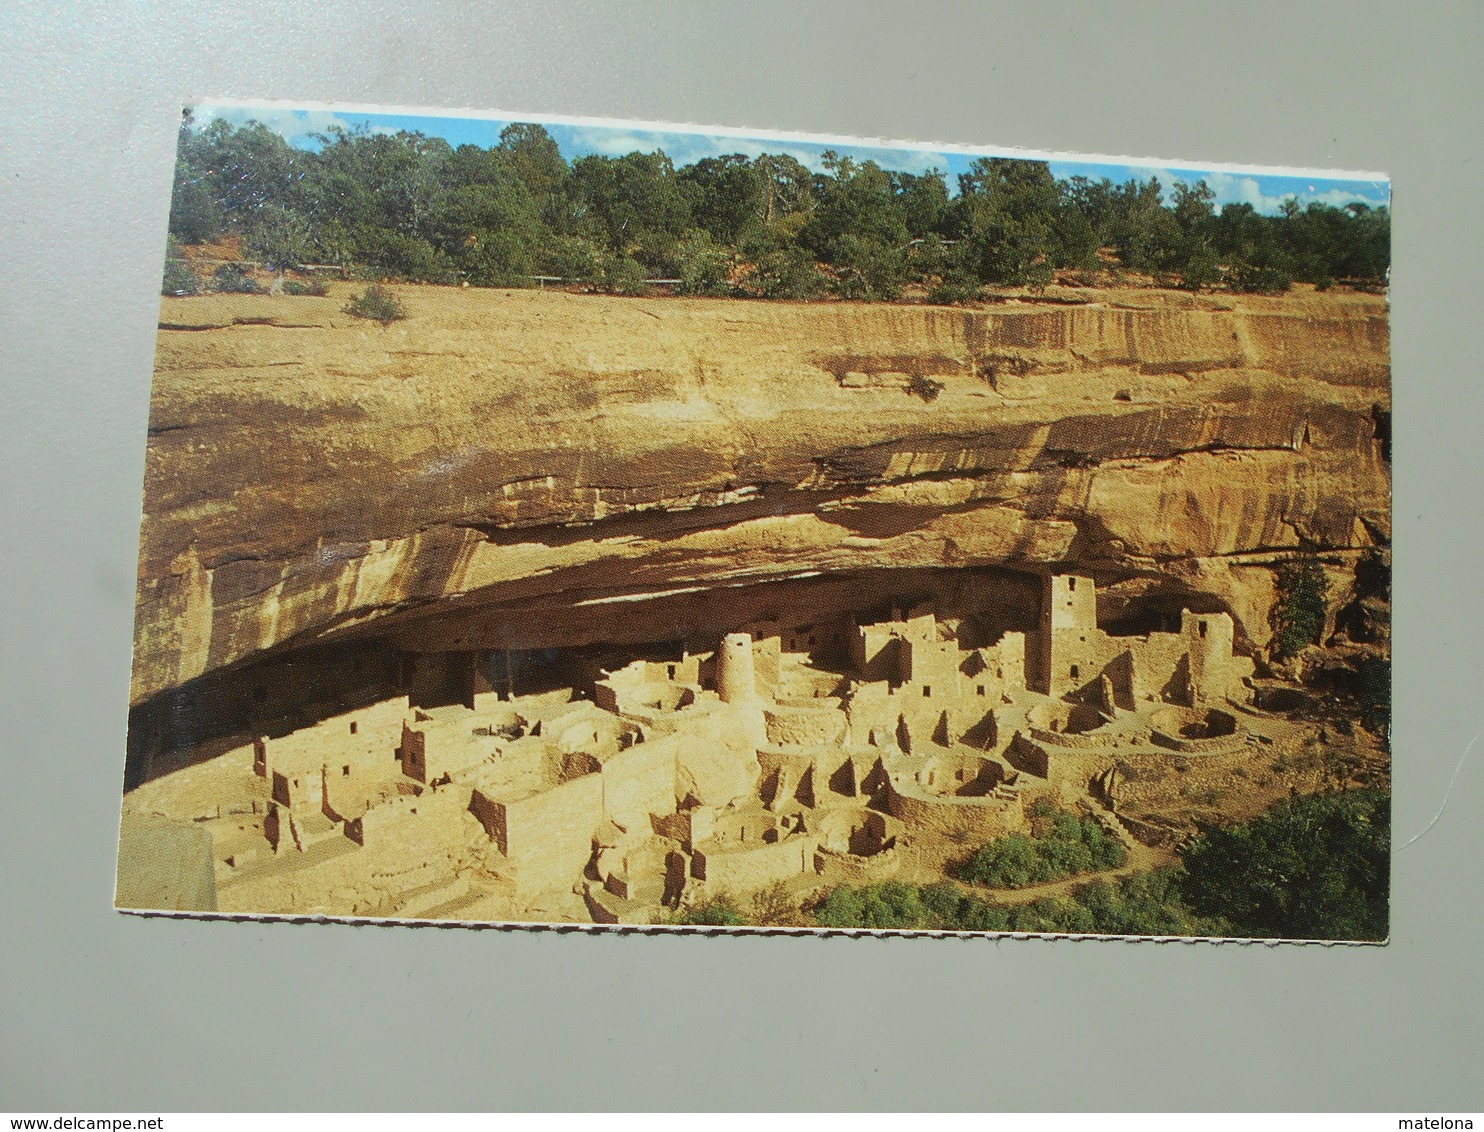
left=680, top=154, right=767, bottom=245
left=1180, top=789, right=1390, bottom=940
left=1272, top=557, right=1330, bottom=659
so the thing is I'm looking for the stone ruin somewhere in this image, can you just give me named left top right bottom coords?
left=154, top=573, right=1323, bottom=923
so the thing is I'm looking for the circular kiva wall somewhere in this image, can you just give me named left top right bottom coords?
left=1150, top=706, right=1246, bottom=753
left=1026, top=702, right=1120, bottom=749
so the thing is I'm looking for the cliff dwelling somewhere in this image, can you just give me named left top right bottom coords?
left=119, top=567, right=1369, bottom=926
left=118, top=268, right=1391, bottom=933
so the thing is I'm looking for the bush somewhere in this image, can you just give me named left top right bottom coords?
left=540, top=235, right=603, bottom=283
left=1271, top=557, right=1329, bottom=659
left=282, top=277, right=329, bottom=297
left=674, top=894, right=747, bottom=927
left=461, top=230, right=536, bottom=288
left=371, top=232, right=457, bottom=284
left=596, top=253, right=649, bottom=296
left=674, top=235, right=733, bottom=297
left=1180, top=789, right=1390, bottom=941
left=739, top=247, right=827, bottom=300
left=1180, top=249, right=1222, bottom=291
left=1228, top=257, right=1293, bottom=294
left=344, top=283, right=407, bottom=324
left=955, top=808, right=1127, bottom=888
left=162, top=258, right=201, bottom=296
left=927, top=269, right=982, bottom=305
left=212, top=262, right=264, bottom=294
left=828, top=235, right=906, bottom=301
left=811, top=869, right=1230, bottom=937
left=812, top=881, right=929, bottom=930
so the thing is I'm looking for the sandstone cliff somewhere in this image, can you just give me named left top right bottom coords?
left=132, top=283, right=1390, bottom=707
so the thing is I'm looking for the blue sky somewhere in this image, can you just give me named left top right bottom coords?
left=191, top=102, right=1390, bottom=216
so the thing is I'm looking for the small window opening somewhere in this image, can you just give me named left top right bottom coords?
left=342, top=765, right=351, bottom=776
left=1068, top=578, right=1077, bottom=591
left=1199, top=621, right=1208, bottom=638
left=667, top=664, right=676, bottom=678
left=977, top=685, right=986, bottom=697
left=349, top=721, right=358, bottom=735
left=922, top=685, right=932, bottom=698
left=1070, top=665, right=1080, bottom=680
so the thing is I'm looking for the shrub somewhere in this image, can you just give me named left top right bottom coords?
left=282, top=277, right=329, bottom=297
left=812, top=881, right=929, bottom=930
left=371, top=232, right=457, bottom=284
left=1180, top=249, right=1222, bottom=291
left=1228, top=257, right=1293, bottom=294
left=811, top=870, right=1225, bottom=937
left=828, top=235, right=906, bottom=301
left=596, top=253, right=649, bottom=296
left=540, top=235, right=603, bottom=283
left=675, top=235, right=733, bottom=297
left=955, top=808, right=1127, bottom=888
left=739, top=247, right=827, bottom=300
left=675, top=894, right=747, bottom=927
left=162, top=258, right=201, bottom=296
left=344, top=283, right=407, bottom=325
left=212, top=262, right=264, bottom=294
left=927, top=269, right=982, bottom=305
left=1271, top=557, right=1329, bottom=659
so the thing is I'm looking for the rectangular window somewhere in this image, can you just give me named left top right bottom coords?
left=977, top=685, right=986, bottom=696
left=923, top=686, right=932, bottom=698
left=349, top=721, right=358, bottom=735
left=1199, top=621, right=1208, bottom=638
left=1069, top=578, right=1077, bottom=591
left=1070, top=665, right=1080, bottom=680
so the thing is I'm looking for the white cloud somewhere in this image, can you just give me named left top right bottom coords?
left=189, top=104, right=397, bottom=147
left=563, top=125, right=952, bottom=178
left=1151, top=168, right=1386, bottom=215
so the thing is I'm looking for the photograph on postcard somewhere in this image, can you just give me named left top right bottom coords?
left=117, top=102, right=1391, bottom=940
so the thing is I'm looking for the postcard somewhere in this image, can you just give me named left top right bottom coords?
left=117, top=101, right=1391, bottom=940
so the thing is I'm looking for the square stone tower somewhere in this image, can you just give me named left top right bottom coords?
left=1033, top=574, right=1101, bottom=697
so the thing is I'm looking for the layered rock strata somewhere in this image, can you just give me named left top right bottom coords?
left=133, top=284, right=1390, bottom=707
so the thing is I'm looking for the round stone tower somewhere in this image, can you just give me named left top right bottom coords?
left=716, top=632, right=758, bottom=704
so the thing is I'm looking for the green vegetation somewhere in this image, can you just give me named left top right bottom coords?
left=211, top=262, right=264, bottom=294
left=1271, top=557, right=1331, bottom=659
left=165, top=110, right=1390, bottom=299
left=809, top=874, right=1217, bottom=936
left=282, top=277, right=329, bottom=297
left=954, top=807, right=1128, bottom=888
left=343, top=283, right=407, bottom=325
left=1180, top=787, right=1389, bottom=941
left=672, top=893, right=747, bottom=927
left=809, top=790, right=1389, bottom=940
left=161, top=253, right=200, bottom=296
